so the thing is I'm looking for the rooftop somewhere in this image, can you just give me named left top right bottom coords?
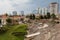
left=51, top=2, right=58, bottom=4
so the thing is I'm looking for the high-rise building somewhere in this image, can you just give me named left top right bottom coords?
left=41, top=8, right=48, bottom=15
left=37, top=7, right=40, bottom=14
left=40, top=8, right=42, bottom=15
left=21, top=11, right=24, bottom=16
left=49, top=2, right=59, bottom=15
left=13, top=11, right=17, bottom=15
left=34, top=7, right=48, bottom=16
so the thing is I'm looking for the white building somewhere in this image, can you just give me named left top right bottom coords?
left=34, top=7, right=48, bottom=18
left=49, top=2, right=59, bottom=16
left=42, top=8, right=48, bottom=15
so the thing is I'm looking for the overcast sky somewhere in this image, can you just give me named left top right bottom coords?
left=0, top=0, right=59, bottom=15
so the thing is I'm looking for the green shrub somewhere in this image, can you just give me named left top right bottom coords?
left=12, top=32, right=27, bottom=36
left=0, top=27, right=9, bottom=34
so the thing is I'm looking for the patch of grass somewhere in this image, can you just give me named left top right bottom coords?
left=0, top=24, right=27, bottom=40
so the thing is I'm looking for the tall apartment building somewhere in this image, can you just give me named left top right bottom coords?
left=13, top=11, right=17, bottom=15
left=21, top=11, right=24, bottom=16
left=42, top=8, right=48, bottom=15
left=49, top=2, right=59, bottom=16
left=34, top=7, right=48, bottom=17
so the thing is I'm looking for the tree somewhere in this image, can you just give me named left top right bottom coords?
left=20, top=18, right=24, bottom=22
left=5, top=13, right=8, bottom=16
left=0, top=19, right=1, bottom=24
left=47, top=12, right=51, bottom=19
left=51, top=13, right=56, bottom=19
left=26, top=15, right=29, bottom=18
left=29, top=14, right=35, bottom=20
left=44, top=15, right=47, bottom=19
left=32, top=14, right=35, bottom=20
left=40, top=15, right=44, bottom=19
left=6, top=18, right=12, bottom=25
left=29, top=14, right=32, bottom=19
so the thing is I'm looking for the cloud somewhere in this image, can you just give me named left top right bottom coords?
left=11, top=0, right=29, bottom=4
left=10, top=0, right=37, bottom=14
left=0, top=0, right=15, bottom=14
left=0, top=0, right=58, bottom=14
left=0, top=0, right=31, bottom=14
